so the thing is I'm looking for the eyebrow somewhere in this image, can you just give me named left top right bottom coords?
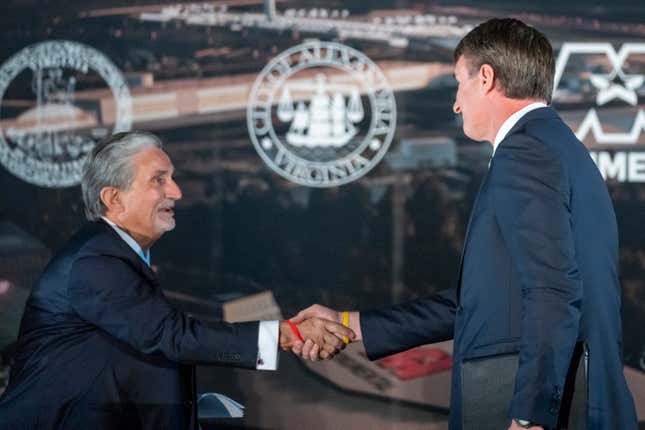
left=151, top=169, right=171, bottom=177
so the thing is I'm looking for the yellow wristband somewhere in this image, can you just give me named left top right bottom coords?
left=342, top=311, right=350, bottom=344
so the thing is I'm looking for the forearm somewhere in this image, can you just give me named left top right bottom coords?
left=360, top=289, right=458, bottom=360
left=509, top=285, right=581, bottom=425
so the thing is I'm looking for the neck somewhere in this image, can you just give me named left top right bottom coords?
left=102, top=215, right=155, bottom=251
left=122, top=229, right=154, bottom=252
left=484, top=98, right=544, bottom=144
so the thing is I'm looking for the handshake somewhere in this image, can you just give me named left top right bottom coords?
left=278, top=305, right=361, bottom=361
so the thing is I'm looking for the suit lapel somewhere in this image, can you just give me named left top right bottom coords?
left=96, top=220, right=159, bottom=284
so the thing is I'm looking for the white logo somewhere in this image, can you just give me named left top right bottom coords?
left=247, top=40, right=396, bottom=187
left=553, top=43, right=645, bottom=145
left=0, top=41, right=132, bottom=187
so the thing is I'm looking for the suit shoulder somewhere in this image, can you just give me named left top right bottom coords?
left=496, top=129, right=562, bottom=171
left=523, top=114, right=600, bottom=181
left=31, top=222, right=126, bottom=298
left=524, top=114, right=588, bottom=158
left=493, top=128, right=571, bottom=202
left=502, top=111, right=595, bottom=172
left=63, top=222, right=118, bottom=256
left=45, top=222, right=125, bottom=270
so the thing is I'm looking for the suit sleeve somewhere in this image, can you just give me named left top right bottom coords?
left=490, top=136, right=582, bottom=427
left=360, top=288, right=457, bottom=360
left=68, top=255, right=259, bottom=368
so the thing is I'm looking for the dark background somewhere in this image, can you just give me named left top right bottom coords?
left=0, top=1, right=643, bottom=428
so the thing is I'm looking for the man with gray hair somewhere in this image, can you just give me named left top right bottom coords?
left=0, top=131, right=354, bottom=429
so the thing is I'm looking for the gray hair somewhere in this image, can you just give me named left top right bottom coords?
left=81, top=131, right=163, bottom=221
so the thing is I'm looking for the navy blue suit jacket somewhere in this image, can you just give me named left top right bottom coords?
left=0, top=220, right=260, bottom=429
left=361, top=107, right=637, bottom=429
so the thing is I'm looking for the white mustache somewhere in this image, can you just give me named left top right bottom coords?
left=158, top=202, right=175, bottom=210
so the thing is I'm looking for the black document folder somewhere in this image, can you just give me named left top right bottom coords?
left=461, top=343, right=587, bottom=430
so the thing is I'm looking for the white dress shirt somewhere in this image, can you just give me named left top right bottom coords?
left=492, top=102, right=547, bottom=156
left=101, top=216, right=279, bottom=370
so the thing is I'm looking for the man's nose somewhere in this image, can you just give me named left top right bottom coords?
left=167, top=179, right=182, bottom=200
left=453, top=100, right=461, bottom=114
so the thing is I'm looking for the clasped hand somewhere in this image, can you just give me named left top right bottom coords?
left=280, top=304, right=354, bottom=361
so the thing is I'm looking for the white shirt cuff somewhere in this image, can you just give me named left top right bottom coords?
left=256, top=320, right=279, bottom=371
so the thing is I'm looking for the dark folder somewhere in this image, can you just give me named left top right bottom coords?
left=462, top=343, right=587, bottom=430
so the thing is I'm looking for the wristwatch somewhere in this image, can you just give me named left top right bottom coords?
left=513, top=418, right=535, bottom=428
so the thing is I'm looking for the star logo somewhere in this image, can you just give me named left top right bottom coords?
left=589, top=70, right=643, bottom=106
left=553, top=43, right=645, bottom=145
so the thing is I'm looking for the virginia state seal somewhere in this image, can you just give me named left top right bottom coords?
left=247, top=40, right=396, bottom=187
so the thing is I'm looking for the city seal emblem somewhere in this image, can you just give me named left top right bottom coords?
left=247, top=40, right=396, bottom=187
left=0, top=40, right=132, bottom=187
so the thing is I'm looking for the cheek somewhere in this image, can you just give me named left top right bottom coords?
left=129, top=197, right=155, bottom=219
left=149, top=196, right=165, bottom=215
left=461, top=87, right=472, bottom=104
left=149, top=201, right=161, bottom=216
left=121, top=195, right=138, bottom=215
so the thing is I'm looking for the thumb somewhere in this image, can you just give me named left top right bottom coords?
left=290, top=305, right=319, bottom=324
left=324, top=320, right=356, bottom=341
left=289, top=309, right=308, bottom=324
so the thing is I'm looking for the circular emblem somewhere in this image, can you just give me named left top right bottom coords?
left=0, top=41, right=132, bottom=188
left=247, top=40, right=396, bottom=187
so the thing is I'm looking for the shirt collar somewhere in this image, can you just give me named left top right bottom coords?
left=492, top=102, right=547, bottom=155
left=101, top=216, right=151, bottom=266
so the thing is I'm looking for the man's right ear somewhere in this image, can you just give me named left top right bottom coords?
left=99, top=187, right=122, bottom=215
left=478, top=63, right=496, bottom=94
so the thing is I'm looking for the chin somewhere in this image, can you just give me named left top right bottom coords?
left=463, top=128, right=485, bottom=143
left=155, top=220, right=176, bottom=233
left=461, top=120, right=484, bottom=142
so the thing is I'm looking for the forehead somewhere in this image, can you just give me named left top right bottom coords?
left=132, top=147, right=173, bottom=174
left=454, top=56, right=471, bottom=79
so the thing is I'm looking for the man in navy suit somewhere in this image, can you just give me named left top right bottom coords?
left=0, top=131, right=354, bottom=429
left=293, top=19, right=638, bottom=429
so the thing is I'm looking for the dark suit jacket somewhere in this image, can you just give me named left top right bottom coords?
left=0, top=220, right=260, bottom=430
left=361, top=107, right=638, bottom=429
